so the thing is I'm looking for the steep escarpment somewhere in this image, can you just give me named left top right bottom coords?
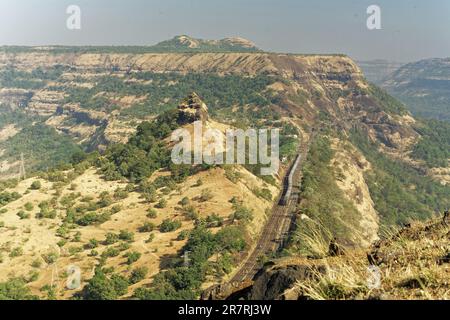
left=0, top=51, right=368, bottom=170
left=1, top=43, right=449, bottom=272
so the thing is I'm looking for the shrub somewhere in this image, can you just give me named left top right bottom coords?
left=206, top=213, right=224, bottom=228
left=104, top=232, right=119, bottom=245
left=117, top=242, right=131, bottom=252
left=113, top=188, right=129, bottom=200
left=155, top=198, right=167, bottom=209
left=35, top=201, right=57, bottom=219
left=182, top=205, right=199, bottom=221
left=17, top=210, right=30, bottom=220
left=76, top=212, right=111, bottom=226
left=73, top=231, right=82, bottom=242
left=129, top=267, right=148, bottom=284
left=97, top=191, right=113, bottom=208
left=85, top=238, right=99, bottom=249
left=230, top=205, right=254, bottom=224
left=101, top=247, right=120, bottom=258
left=145, top=233, right=155, bottom=243
left=30, top=180, right=42, bottom=190
left=215, top=226, right=247, bottom=252
left=252, top=187, right=272, bottom=201
left=9, top=247, right=23, bottom=258
left=146, top=208, right=158, bottom=219
left=177, top=230, right=189, bottom=241
left=139, top=182, right=157, bottom=203
left=110, top=205, right=122, bottom=214
left=125, top=251, right=141, bottom=265
left=31, top=259, right=42, bottom=268
left=68, top=246, right=83, bottom=256
left=138, top=222, right=155, bottom=233
left=57, top=240, right=67, bottom=248
left=180, top=197, right=190, bottom=206
left=119, top=230, right=134, bottom=242
left=0, top=191, right=21, bottom=207
left=198, top=189, right=213, bottom=202
left=24, top=202, right=34, bottom=211
left=159, top=219, right=182, bottom=233
left=42, top=252, right=58, bottom=264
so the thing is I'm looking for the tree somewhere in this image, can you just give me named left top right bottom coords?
left=159, top=219, right=182, bottom=233
left=119, top=230, right=134, bottom=242
left=138, top=222, right=155, bottom=233
left=0, top=279, right=38, bottom=300
left=125, top=251, right=141, bottom=265
left=129, top=267, right=148, bottom=284
left=83, top=269, right=129, bottom=300
left=230, top=205, right=254, bottom=224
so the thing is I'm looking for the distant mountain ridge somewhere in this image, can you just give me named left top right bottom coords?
left=382, top=58, right=450, bottom=121
left=0, top=35, right=262, bottom=54
left=149, top=35, right=262, bottom=52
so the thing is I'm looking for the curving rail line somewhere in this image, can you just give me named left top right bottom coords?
left=230, top=139, right=310, bottom=283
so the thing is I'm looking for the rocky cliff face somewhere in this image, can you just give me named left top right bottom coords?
left=177, top=92, right=209, bottom=124
left=1, top=51, right=384, bottom=148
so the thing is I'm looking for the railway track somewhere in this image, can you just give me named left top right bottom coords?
left=230, top=142, right=309, bottom=283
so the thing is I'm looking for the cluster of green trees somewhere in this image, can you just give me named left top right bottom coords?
left=350, top=128, right=450, bottom=225
left=369, top=84, right=407, bottom=116
left=1, top=123, right=84, bottom=173
left=0, top=66, right=69, bottom=90
left=61, top=191, right=122, bottom=226
left=0, top=191, right=21, bottom=207
left=82, top=269, right=129, bottom=300
left=81, top=222, right=247, bottom=300
left=99, top=108, right=215, bottom=184
left=0, top=279, right=38, bottom=300
left=0, top=68, right=45, bottom=90
left=0, top=110, right=31, bottom=128
left=411, top=119, right=450, bottom=168
left=61, top=72, right=277, bottom=117
left=133, top=223, right=247, bottom=300
left=99, top=110, right=180, bottom=182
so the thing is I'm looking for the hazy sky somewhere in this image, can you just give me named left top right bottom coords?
left=0, top=0, right=449, bottom=62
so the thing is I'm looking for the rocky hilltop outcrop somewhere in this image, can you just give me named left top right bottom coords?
left=177, top=92, right=209, bottom=124
left=149, top=35, right=261, bottom=52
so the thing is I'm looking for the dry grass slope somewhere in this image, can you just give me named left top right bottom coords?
left=291, top=216, right=449, bottom=300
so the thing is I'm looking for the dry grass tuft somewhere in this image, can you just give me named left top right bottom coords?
left=292, top=217, right=449, bottom=300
